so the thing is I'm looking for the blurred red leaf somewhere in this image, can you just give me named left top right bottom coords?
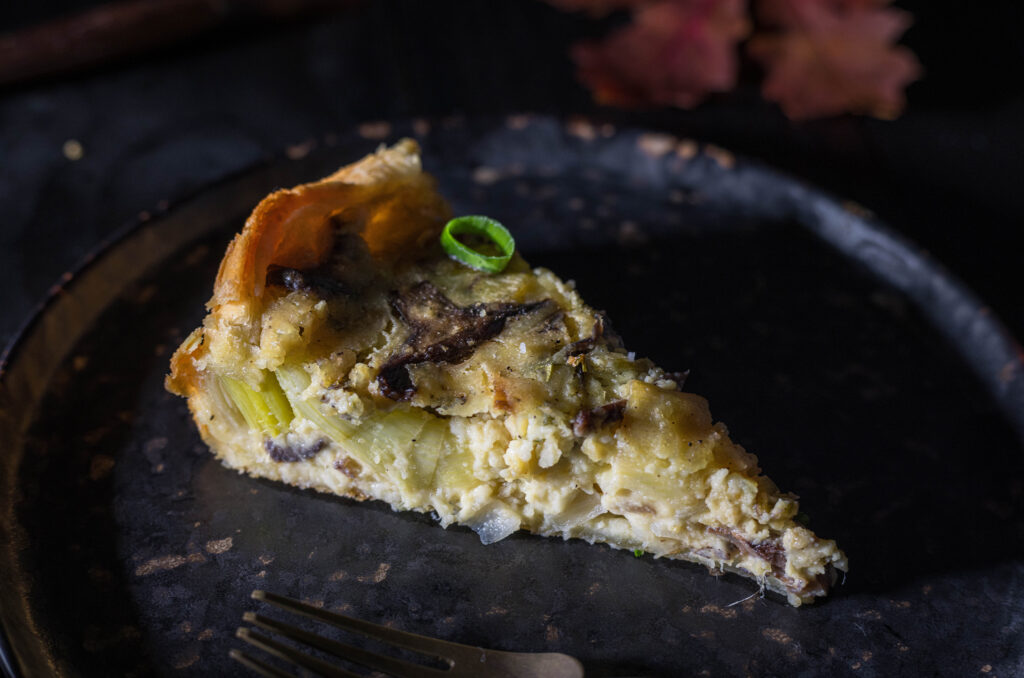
left=571, top=0, right=751, bottom=109
left=756, top=0, right=891, bottom=26
left=749, top=0, right=921, bottom=120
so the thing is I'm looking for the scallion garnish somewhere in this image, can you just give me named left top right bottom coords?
left=633, top=548, right=644, bottom=558
left=440, top=215, right=515, bottom=273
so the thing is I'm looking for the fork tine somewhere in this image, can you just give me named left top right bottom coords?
left=236, top=627, right=360, bottom=678
left=252, top=590, right=466, bottom=657
left=228, top=648, right=297, bottom=678
left=243, top=611, right=449, bottom=678
left=243, top=591, right=584, bottom=678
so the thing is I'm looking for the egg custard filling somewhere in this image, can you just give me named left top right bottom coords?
left=167, top=140, right=848, bottom=605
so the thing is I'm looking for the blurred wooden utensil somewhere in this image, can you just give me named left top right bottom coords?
left=0, top=0, right=360, bottom=87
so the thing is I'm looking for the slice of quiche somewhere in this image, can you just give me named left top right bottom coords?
left=167, top=139, right=848, bottom=605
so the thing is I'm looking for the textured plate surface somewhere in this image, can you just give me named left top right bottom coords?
left=2, top=116, right=1023, bottom=677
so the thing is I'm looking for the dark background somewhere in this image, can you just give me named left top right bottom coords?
left=1, top=0, right=1022, bottom=351
left=1, top=2, right=1023, bottom=676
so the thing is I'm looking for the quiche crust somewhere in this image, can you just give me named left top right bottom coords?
left=167, top=140, right=848, bottom=605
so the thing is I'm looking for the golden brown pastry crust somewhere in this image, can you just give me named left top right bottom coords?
left=167, top=139, right=450, bottom=398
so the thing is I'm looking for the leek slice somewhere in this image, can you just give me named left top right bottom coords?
left=263, top=376, right=294, bottom=432
left=275, top=364, right=445, bottom=492
left=219, top=373, right=293, bottom=436
left=436, top=444, right=477, bottom=492
left=275, top=365, right=359, bottom=442
left=410, top=417, right=447, bottom=487
left=345, top=408, right=432, bottom=490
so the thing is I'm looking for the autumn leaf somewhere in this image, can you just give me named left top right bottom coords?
left=749, top=0, right=921, bottom=120
left=571, top=0, right=751, bottom=108
left=756, top=0, right=893, bottom=26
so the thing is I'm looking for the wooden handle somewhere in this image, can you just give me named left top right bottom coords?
left=0, top=0, right=355, bottom=86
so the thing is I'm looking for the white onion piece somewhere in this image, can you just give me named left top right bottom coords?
left=549, top=492, right=603, bottom=533
left=468, top=502, right=521, bottom=545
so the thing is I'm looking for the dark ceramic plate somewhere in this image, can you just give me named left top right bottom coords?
left=2, top=116, right=1023, bottom=677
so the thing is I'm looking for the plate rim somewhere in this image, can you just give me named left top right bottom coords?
left=1, top=113, right=1022, bottom=677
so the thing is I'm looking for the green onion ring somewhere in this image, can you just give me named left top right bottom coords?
left=440, top=215, right=515, bottom=273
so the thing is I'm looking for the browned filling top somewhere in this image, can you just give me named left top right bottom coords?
left=377, top=281, right=549, bottom=400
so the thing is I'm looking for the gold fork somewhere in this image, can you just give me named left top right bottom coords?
left=232, top=590, right=585, bottom=678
